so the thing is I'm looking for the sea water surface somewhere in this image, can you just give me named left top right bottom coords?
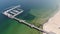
left=0, top=0, right=59, bottom=34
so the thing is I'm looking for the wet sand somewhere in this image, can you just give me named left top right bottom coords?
left=43, top=10, right=60, bottom=34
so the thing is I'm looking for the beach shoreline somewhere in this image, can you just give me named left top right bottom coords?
left=43, top=10, right=60, bottom=34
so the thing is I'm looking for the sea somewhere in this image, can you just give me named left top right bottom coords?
left=0, top=0, right=59, bottom=34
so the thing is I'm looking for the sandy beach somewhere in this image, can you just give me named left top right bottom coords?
left=43, top=10, right=60, bottom=34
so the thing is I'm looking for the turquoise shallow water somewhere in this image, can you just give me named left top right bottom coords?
left=0, top=0, right=59, bottom=34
